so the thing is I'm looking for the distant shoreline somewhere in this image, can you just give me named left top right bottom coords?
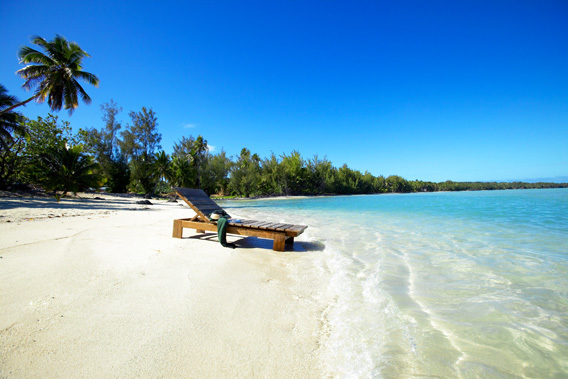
left=213, top=183, right=568, bottom=200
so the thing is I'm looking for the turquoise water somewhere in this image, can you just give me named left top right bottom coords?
left=222, top=189, right=568, bottom=377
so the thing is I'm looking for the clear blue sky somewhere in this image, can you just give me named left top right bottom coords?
left=1, top=0, right=567, bottom=182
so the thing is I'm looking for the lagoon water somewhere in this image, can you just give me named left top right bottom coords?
left=222, top=189, right=568, bottom=377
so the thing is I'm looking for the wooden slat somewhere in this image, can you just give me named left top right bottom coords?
left=184, top=198, right=218, bottom=206
left=275, top=224, right=294, bottom=231
left=267, top=223, right=287, bottom=230
left=255, top=221, right=277, bottom=228
left=172, top=188, right=309, bottom=243
left=247, top=221, right=269, bottom=228
left=174, top=187, right=209, bottom=198
left=259, top=222, right=284, bottom=230
left=173, top=216, right=308, bottom=251
left=240, top=220, right=259, bottom=226
left=286, top=225, right=308, bottom=232
left=174, top=187, right=211, bottom=223
left=195, top=204, right=223, bottom=212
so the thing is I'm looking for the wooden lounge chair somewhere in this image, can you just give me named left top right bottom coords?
left=171, top=187, right=308, bottom=251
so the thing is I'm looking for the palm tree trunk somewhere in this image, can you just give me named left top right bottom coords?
left=0, top=94, right=40, bottom=116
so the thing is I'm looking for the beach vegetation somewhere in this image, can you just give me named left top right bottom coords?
left=154, top=150, right=172, bottom=193
left=202, top=150, right=232, bottom=196
left=37, top=144, right=104, bottom=196
left=0, top=85, right=28, bottom=189
left=170, top=155, right=194, bottom=188
left=20, top=114, right=79, bottom=185
left=229, top=148, right=262, bottom=197
left=118, top=107, right=162, bottom=194
left=2, top=96, right=566, bottom=197
left=0, top=122, right=27, bottom=190
left=0, top=35, right=99, bottom=116
left=0, top=85, right=28, bottom=148
left=78, top=100, right=130, bottom=192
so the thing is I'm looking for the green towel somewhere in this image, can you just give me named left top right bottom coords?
left=217, top=217, right=236, bottom=249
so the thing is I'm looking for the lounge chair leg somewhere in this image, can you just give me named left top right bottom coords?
left=173, top=219, right=183, bottom=238
left=273, top=234, right=286, bottom=252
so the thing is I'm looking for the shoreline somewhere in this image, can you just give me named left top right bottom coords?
left=0, top=195, right=323, bottom=377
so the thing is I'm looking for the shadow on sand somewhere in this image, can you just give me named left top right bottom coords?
left=185, top=233, right=325, bottom=252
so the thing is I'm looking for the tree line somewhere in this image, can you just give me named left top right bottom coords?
left=1, top=97, right=566, bottom=197
left=0, top=34, right=566, bottom=197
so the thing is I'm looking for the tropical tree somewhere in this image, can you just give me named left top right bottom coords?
left=191, top=135, right=208, bottom=189
left=0, top=85, right=26, bottom=189
left=170, top=155, right=195, bottom=188
left=229, top=148, right=261, bottom=197
left=78, top=100, right=129, bottom=192
left=0, top=121, right=27, bottom=190
left=202, top=150, right=232, bottom=195
left=119, top=107, right=161, bottom=160
left=0, top=35, right=99, bottom=116
left=0, top=84, right=27, bottom=148
left=260, top=153, right=284, bottom=195
left=38, top=144, right=104, bottom=196
left=130, top=152, right=156, bottom=195
left=171, top=136, right=196, bottom=188
left=306, top=155, right=335, bottom=194
left=119, top=107, right=161, bottom=194
left=280, top=151, right=307, bottom=195
left=154, top=150, right=172, bottom=192
left=21, top=114, right=78, bottom=184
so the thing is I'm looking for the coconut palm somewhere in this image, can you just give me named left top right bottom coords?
left=153, top=150, right=172, bottom=193
left=170, top=155, right=195, bottom=188
left=0, top=84, right=26, bottom=148
left=39, top=144, right=104, bottom=196
left=191, top=135, right=208, bottom=189
left=0, top=35, right=99, bottom=116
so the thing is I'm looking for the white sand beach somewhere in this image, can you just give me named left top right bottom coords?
left=0, top=194, right=322, bottom=378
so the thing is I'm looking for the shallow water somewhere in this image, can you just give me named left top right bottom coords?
left=221, top=189, right=568, bottom=377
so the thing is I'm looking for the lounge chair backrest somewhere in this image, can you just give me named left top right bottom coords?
left=173, top=187, right=224, bottom=223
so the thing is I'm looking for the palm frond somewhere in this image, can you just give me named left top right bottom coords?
left=74, top=71, right=100, bottom=86
left=13, top=34, right=98, bottom=115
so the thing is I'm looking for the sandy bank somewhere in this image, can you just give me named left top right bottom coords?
left=0, top=195, right=322, bottom=377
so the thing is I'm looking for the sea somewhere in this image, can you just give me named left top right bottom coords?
left=221, top=188, right=568, bottom=378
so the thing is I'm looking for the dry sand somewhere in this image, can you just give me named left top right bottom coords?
left=0, top=194, right=323, bottom=378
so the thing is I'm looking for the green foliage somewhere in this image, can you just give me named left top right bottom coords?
left=120, top=107, right=161, bottom=160
left=170, top=155, right=195, bottom=188
left=203, top=150, right=232, bottom=196
left=0, top=126, right=27, bottom=190
left=78, top=100, right=130, bottom=192
left=118, top=107, right=162, bottom=194
left=170, top=135, right=224, bottom=195
left=0, top=84, right=27, bottom=149
left=129, top=152, right=156, bottom=194
left=192, top=135, right=208, bottom=190
left=3, top=97, right=566, bottom=197
left=37, top=144, right=104, bottom=195
left=153, top=150, right=172, bottom=193
left=229, top=148, right=262, bottom=197
left=280, top=151, right=307, bottom=195
left=4, top=35, right=99, bottom=116
left=0, top=85, right=28, bottom=189
left=21, top=114, right=78, bottom=184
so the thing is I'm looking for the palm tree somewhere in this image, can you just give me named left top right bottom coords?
left=191, top=135, right=208, bottom=189
left=0, top=84, right=26, bottom=148
left=0, top=35, right=99, bottom=116
left=170, top=155, right=195, bottom=188
left=39, top=144, right=104, bottom=196
left=154, top=150, right=172, bottom=192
